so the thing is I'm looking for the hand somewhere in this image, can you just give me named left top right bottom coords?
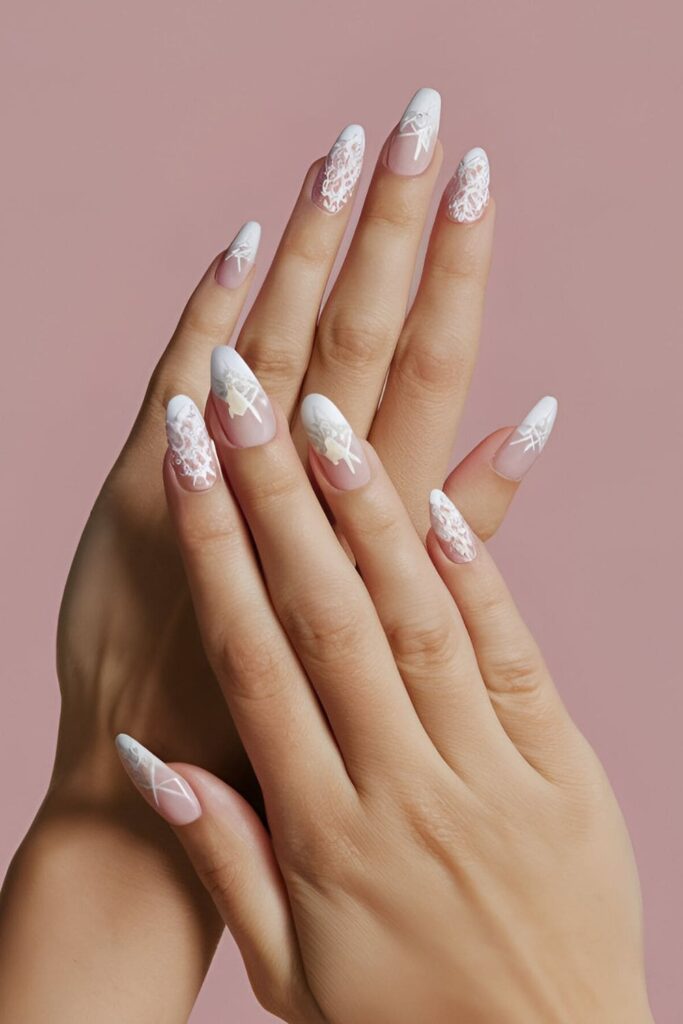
left=116, top=368, right=650, bottom=1024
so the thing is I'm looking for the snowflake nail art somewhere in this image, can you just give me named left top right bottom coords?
left=447, top=148, right=490, bottom=223
left=166, top=395, right=217, bottom=490
left=429, top=490, right=477, bottom=563
left=314, top=124, right=365, bottom=214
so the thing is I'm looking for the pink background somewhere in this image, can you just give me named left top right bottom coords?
left=2, top=1, right=681, bottom=1020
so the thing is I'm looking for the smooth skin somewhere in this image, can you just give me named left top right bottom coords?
left=0, top=91, right=524, bottom=1023
left=154, top=380, right=653, bottom=1024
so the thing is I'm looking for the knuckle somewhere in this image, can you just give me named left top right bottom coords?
left=317, top=318, right=393, bottom=373
left=364, top=196, right=422, bottom=234
left=215, top=629, right=289, bottom=704
left=236, top=337, right=307, bottom=390
left=179, top=506, right=242, bottom=557
left=241, top=468, right=302, bottom=515
left=487, top=646, right=544, bottom=695
left=283, top=593, right=362, bottom=669
left=429, top=244, right=488, bottom=287
left=199, top=855, right=246, bottom=909
left=387, top=616, right=460, bottom=672
left=395, top=338, right=470, bottom=397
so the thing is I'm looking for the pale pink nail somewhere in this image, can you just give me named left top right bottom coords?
left=166, top=395, right=218, bottom=491
left=429, top=490, right=477, bottom=564
left=215, top=221, right=261, bottom=289
left=386, top=87, right=441, bottom=176
left=211, top=346, right=276, bottom=448
left=445, top=147, right=490, bottom=223
left=300, top=394, right=370, bottom=490
left=115, top=734, right=201, bottom=826
left=492, top=396, right=558, bottom=481
left=312, top=124, right=365, bottom=214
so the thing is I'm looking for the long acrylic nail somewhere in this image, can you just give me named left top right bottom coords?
left=166, top=395, right=218, bottom=491
left=492, top=396, right=558, bottom=481
left=312, top=124, right=365, bottom=214
left=300, top=394, right=370, bottom=490
left=446, top=147, right=490, bottom=223
left=211, top=346, right=276, bottom=448
left=215, top=221, right=261, bottom=290
left=386, top=87, right=441, bottom=176
left=429, top=490, right=477, bottom=563
left=115, top=734, right=201, bottom=826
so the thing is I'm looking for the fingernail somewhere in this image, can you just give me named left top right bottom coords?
left=115, top=734, right=201, bottom=826
left=211, top=346, right=276, bottom=448
left=312, top=124, right=365, bottom=214
left=215, top=221, right=261, bottom=289
left=429, top=490, right=477, bottom=564
left=300, top=394, right=370, bottom=490
left=166, top=395, right=218, bottom=491
left=446, top=147, right=490, bottom=223
left=492, top=396, right=558, bottom=481
left=386, top=87, right=441, bottom=176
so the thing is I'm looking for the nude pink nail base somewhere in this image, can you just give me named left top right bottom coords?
left=300, top=393, right=370, bottom=490
left=429, top=490, right=477, bottom=564
left=312, top=124, right=365, bottom=214
left=166, top=395, right=218, bottom=491
left=492, top=396, right=558, bottom=481
left=211, top=346, right=276, bottom=448
left=215, top=221, right=261, bottom=289
left=386, top=87, right=441, bottom=176
left=115, top=734, right=201, bottom=826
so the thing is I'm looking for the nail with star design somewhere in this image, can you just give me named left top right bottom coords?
left=386, top=87, right=441, bottom=176
left=211, top=346, right=276, bottom=448
left=300, top=393, right=371, bottom=490
left=492, top=395, right=559, bottom=481
left=115, top=734, right=201, bottom=826
left=166, top=395, right=219, bottom=492
left=215, top=220, right=261, bottom=290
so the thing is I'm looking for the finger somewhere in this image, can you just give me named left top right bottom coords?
left=114, top=738, right=323, bottom=1024
left=442, top=393, right=559, bottom=540
left=302, top=395, right=509, bottom=778
left=370, top=148, right=494, bottom=533
left=163, top=394, right=346, bottom=806
left=209, top=351, right=426, bottom=775
left=236, top=125, right=366, bottom=417
left=292, top=88, right=443, bottom=452
left=427, top=490, right=582, bottom=781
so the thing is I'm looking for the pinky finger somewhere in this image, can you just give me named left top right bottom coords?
left=114, top=736, right=324, bottom=1024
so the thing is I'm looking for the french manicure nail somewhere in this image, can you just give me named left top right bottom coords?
left=115, top=734, right=201, bottom=826
left=492, top=396, right=558, bottom=481
left=215, top=221, right=261, bottom=290
left=446, top=147, right=490, bottom=223
left=429, top=490, right=477, bottom=564
left=300, top=394, right=370, bottom=490
left=386, top=87, right=441, bottom=176
left=211, top=346, right=276, bottom=447
left=312, top=124, right=365, bottom=214
left=166, top=395, right=218, bottom=491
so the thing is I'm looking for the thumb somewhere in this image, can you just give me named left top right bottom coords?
left=115, top=735, right=323, bottom=1024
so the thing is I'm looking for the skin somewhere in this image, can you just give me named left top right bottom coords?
left=153, top=388, right=653, bottom=1024
left=0, top=100, right=527, bottom=1022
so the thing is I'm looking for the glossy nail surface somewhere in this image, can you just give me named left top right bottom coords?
left=312, top=124, right=365, bottom=214
left=386, top=87, right=441, bottom=176
left=211, top=346, right=276, bottom=447
left=115, top=734, right=201, bottom=826
left=166, top=395, right=218, bottom=491
left=300, top=393, right=370, bottom=490
left=430, top=490, right=477, bottom=563
left=492, top=396, right=558, bottom=481
left=215, top=221, right=261, bottom=289
left=446, top=147, right=490, bottom=223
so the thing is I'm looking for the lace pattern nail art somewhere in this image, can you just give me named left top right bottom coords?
left=116, top=736, right=196, bottom=810
left=316, top=125, right=365, bottom=214
left=302, top=395, right=362, bottom=474
left=447, top=148, right=490, bottom=223
left=166, top=396, right=217, bottom=490
left=430, top=490, right=477, bottom=563
left=399, top=95, right=440, bottom=161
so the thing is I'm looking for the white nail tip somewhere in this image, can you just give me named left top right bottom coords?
left=317, top=124, right=365, bottom=214
left=429, top=489, right=477, bottom=563
left=115, top=735, right=198, bottom=813
left=511, top=395, right=558, bottom=454
left=447, top=147, right=490, bottom=223
left=211, top=346, right=269, bottom=422
left=165, top=395, right=217, bottom=489
left=399, top=87, right=441, bottom=159
left=224, top=221, right=261, bottom=268
left=300, top=394, right=361, bottom=473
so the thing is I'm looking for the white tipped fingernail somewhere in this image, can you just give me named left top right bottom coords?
left=492, top=395, right=559, bottom=481
left=429, top=490, right=477, bottom=564
left=215, top=221, right=261, bottom=289
left=387, top=87, right=441, bottom=176
left=300, top=393, right=370, bottom=491
left=115, top=734, right=201, bottom=826
left=166, top=395, right=218, bottom=492
left=313, top=124, right=365, bottom=214
left=446, top=147, right=491, bottom=223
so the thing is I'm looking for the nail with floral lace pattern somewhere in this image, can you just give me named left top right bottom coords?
left=492, top=396, right=558, bottom=481
left=386, top=87, right=441, bottom=176
left=166, top=395, right=218, bottom=492
left=313, top=124, right=365, bottom=214
left=446, top=147, right=490, bottom=223
left=429, top=490, right=477, bottom=564
left=115, top=734, right=201, bottom=826
left=215, top=221, right=261, bottom=290
left=300, top=394, right=370, bottom=490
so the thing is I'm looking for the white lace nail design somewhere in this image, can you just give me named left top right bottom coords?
left=398, top=87, right=441, bottom=162
left=447, top=148, right=490, bottom=223
left=115, top=735, right=196, bottom=810
left=166, top=395, right=217, bottom=489
left=509, top=396, right=558, bottom=454
left=211, top=346, right=270, bottom=423
left=317, top=124, right=365, bottom=214
left=300, top=394, right=362, bottom=474
left=223, top=221, right=261, bottom=272
left=429, top=490, right=477, bottom=563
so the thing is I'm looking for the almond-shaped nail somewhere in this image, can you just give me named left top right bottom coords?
left=300, top=394, right=370, bottom=490
left=386, top=87, right=441, bottom=176
left=166, top=395, right=218, bottom=491
left=115, top=734, right=201, bottom=826
left=429, top=490, right=477, bottom=564
left=446, top=147, right=490, bottom=223
left=211, top=346, right=276, bottom=448
left=313, top=124, right=365, bottom=214
left=215, top=221, right=261, bottom=289
left=492, top=396, right=558, bottom=481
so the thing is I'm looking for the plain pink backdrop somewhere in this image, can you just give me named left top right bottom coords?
left=1, top=1, right=681, bottom=1020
